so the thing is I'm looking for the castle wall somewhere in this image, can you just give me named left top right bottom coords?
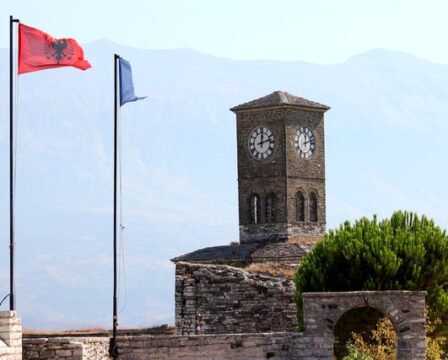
left=20, top=333, right=329, bottom=360
left=175, top=262, right=297, bottom=335
left=22, top=337, right=110, bottom=360
left=0, top=311, right=22, bottom=360
left=18, top=290, right=426, bottom=360
left=303, top=291, right=427, bottom=360
left=115, top=332, right=321, bottom=360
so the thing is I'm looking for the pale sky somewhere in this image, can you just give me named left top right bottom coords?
left=2, top=0, right=448, bottom=329
left=3, top=0, right=448, bottom=64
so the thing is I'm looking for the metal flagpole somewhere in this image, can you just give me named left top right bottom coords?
left=9, top=15, right=20, bottom=312
left=111, top=53, right=119, bottom=359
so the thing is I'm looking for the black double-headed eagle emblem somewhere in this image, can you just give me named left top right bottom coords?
left=44, top=38, right=75, bottom=64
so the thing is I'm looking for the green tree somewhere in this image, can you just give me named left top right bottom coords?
left=294, top=211, right=448, bottom=337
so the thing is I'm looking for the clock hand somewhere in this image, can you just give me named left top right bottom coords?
left=303, top=135, right=313, bottom=145
left=257, top=137, right=273, bottom=146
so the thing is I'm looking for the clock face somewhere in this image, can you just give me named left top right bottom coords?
left=248, top=127, right=275, bottom=160
left=295, top=127, right=315, bottom=159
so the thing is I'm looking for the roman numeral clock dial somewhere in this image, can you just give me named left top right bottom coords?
left=248, top=127, right=275, bottom=160
left=295, top=127, right=315, bottom=159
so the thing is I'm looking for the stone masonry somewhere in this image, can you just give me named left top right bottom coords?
left=175, top=262, right=297, bottom=335
left=0, top=311, right=22, bottom=360
left=113, top=291, right=427, bottom=360
left=115, top=332, right=314, bottom=360
left=22, top=337, right=110, bottom=360
left=14, top=290, right=427, bottom=359
left=231, top=92, right=329, bottom=244
left=303, top=291, right=427, bottom=360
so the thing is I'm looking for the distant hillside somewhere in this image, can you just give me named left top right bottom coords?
left=0, top=42, right=447, bottom=329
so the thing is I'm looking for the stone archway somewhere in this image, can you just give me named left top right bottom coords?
left=302, top=291, right=426, bottom=360
left=333, top=306, right=397, bottom=359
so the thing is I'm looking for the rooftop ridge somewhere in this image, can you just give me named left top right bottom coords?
left=230, top=90, right=330, bottom=112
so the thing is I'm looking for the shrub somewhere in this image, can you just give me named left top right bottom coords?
left=294, top=211, right=448, bottom=338
left=343, top=313, right=445, bottom=360
left=344, top=317, right=396, bottom=360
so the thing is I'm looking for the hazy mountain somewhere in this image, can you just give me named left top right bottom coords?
left=0, top=41, right=447, bottom=329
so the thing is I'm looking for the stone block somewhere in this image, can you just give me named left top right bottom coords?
left=57, top=349, right=73, bottom=357
left=0, top=311, right=16, bottom=319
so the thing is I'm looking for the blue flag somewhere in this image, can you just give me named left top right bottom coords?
left=119, top=57, right=146, bottom=106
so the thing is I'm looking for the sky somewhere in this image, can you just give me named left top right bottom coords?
left=3, top=0, right=448, bottom=64
left=1, top=0, right=448, bottom=329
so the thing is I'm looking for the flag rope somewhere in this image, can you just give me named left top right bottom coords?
left=117, top=104, right=121, bottom=303
left=117, top=106, right=128, bottom=314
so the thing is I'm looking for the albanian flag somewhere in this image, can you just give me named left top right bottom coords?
left=18, top=23, right=91, bottom=74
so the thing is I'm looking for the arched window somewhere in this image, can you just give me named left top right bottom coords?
left=296, top=191, right=305, bottom=222
left=249, top=194, right=261, bottom=224
left=309, top=191, right=318, bottom=222
left=265, top=192, right=276, bottom=223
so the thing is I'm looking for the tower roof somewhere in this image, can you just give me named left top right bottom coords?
left=171, top=240, right=315, bottom=265
left=230, top=91, right=330, bottom=112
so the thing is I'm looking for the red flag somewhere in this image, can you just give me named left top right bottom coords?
left=18, top=23, right=91, bottom=74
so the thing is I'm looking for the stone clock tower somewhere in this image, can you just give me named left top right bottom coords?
left=230, top=91, right=330, bottom=244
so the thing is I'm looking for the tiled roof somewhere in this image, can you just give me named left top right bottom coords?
left=171, top=244, right=258, bottom=264
left=171, top=241, right=311, bottom=264
left=230, top=91, right=330, bottom=112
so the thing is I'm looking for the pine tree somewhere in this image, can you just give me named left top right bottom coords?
left=294, top=211, right=448, bottom=338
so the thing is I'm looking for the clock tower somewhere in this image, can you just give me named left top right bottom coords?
left=230, top=91, right=330, bottom=244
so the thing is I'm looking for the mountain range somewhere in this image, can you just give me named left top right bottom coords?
left=0, top=41, right=447, bottom=329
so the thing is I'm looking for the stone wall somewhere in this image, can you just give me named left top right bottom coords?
left=115, top=332, right=322, bottom=360
left=0, top=311, right=22, bottom=360
left=240, top=222, right=325, bottom=244
left=21, top=333, right=332, bottom=360
left=235, top=105, right=327, bottom=244
left=22, top=337, right=110, bottom=360
left=16, top=290, right=428, bottom=359
left=175, top=262, right=297, bottom=335
left=303, top=291, right=427, bottom=360
left=175, top=269, right=427, bottom=360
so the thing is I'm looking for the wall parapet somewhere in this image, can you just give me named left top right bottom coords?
left=303, top=290, right=427, bottom=298
left=22, top=336, right=110, bottom=360
left=116, top=332, right=318, bottom=360
left=0, top=311, right=22, bottom=360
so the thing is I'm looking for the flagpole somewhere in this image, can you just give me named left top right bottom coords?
left=9, top=15, right=19, bottom=312
left=112, top=53, right=119, bottom=359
